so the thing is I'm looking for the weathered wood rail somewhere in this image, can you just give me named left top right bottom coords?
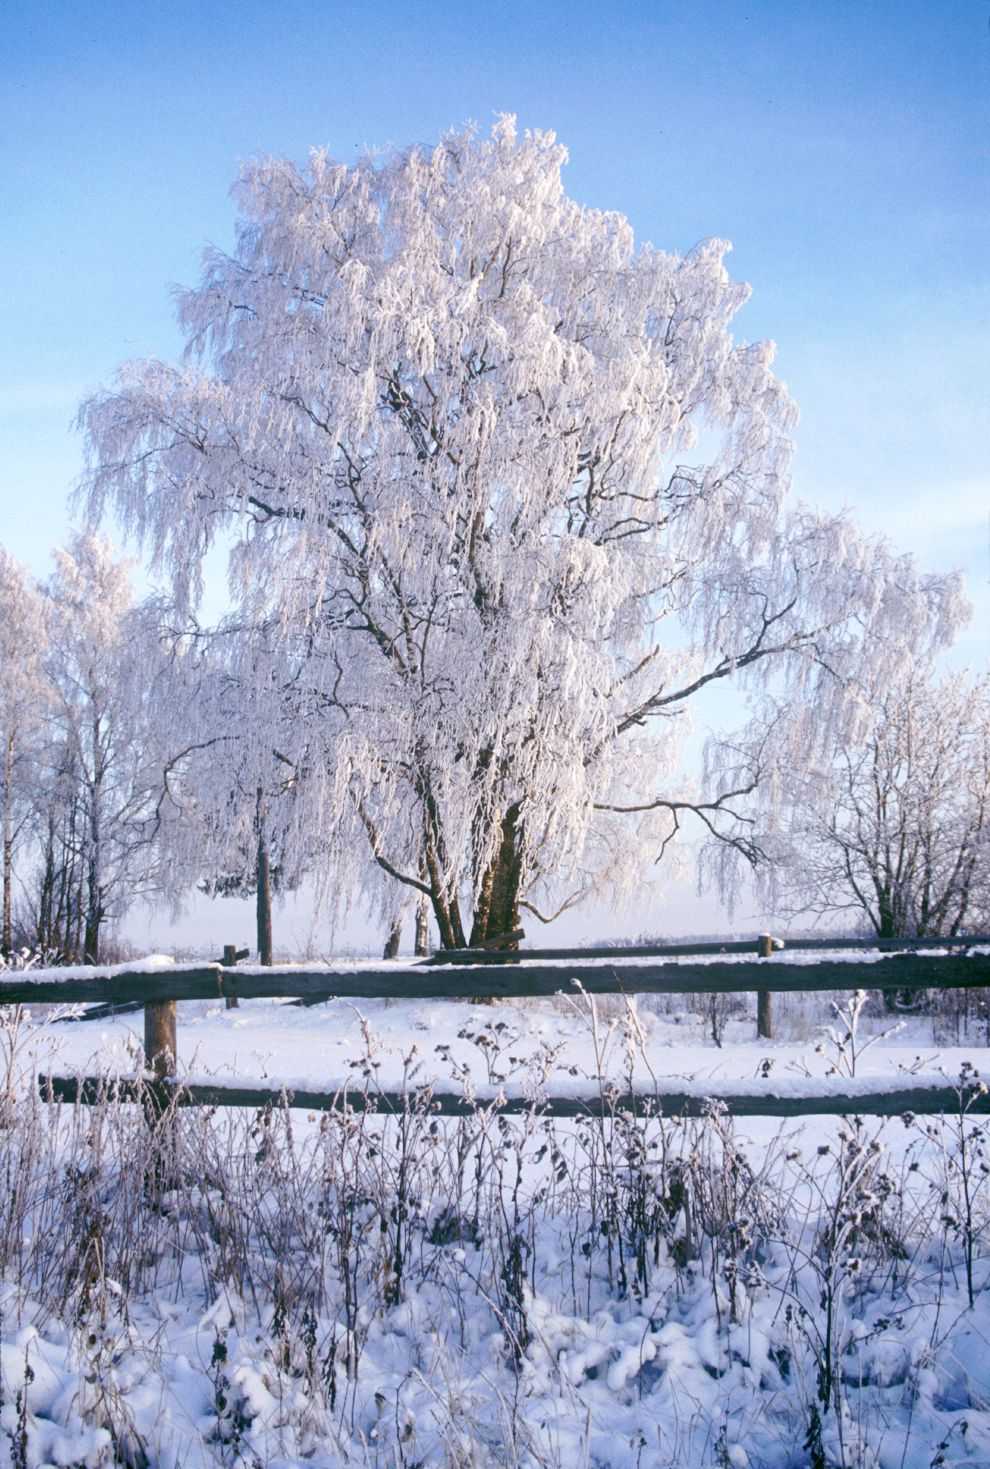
left=5, top=935, right=989, bottom=1118
left=40, top=1075, right=990, bottom=1120
left=425, top=934, right=990, bottom=965
left=5, top=948, right=989, bottom=1007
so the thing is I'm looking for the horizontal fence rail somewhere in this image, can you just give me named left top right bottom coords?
left=4, top=936, right=989, bottom=1119
left=3, top=952, right=990, bottom=1007
left=425, top=935, right=990, bottom=965
left=41, top=1076, right=990, bottom=1119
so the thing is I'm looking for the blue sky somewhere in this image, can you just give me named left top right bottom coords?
left=1, top=0, right=987, bottom=941
left=4, top=0, right=986, bottom=634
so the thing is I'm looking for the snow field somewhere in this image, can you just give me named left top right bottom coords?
left=2, top=988, right=990, bottom=1467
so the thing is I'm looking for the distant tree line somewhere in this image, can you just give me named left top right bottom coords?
left=2, top=539, right=985, bottom=967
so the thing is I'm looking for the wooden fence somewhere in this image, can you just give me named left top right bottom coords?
left=4, top=934, right=989, bottom=1119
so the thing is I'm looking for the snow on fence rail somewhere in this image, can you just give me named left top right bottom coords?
left=5, top=935, right=990, bottom=1118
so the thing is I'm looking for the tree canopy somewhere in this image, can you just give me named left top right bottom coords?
left=763, top=668, right=990, bottom=941
left=79, top=118, right=967, bottom=947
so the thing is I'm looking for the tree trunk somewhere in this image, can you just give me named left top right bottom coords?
left=471, top=857, right=496, bottom=947
left=470, top=804, right=523, bottom=948
left=36, top=840, right=53, bottom=953
left=83, top=905, right=101, bottom=967
left=71, top=860, right=85, bottom=964
left=432, top=894, right=468, bottom=951
left=383, top=919, right=402, bottom=959
left=83, top=834, right=102, bottom=964
left=757, top=933, right=773, bottom=1038
left=424, top=834, right=467, bottom=949
left=414, top=898, right=431, bottom=956
left=874, top=905, right=923, bottom=1011
left=257, top=828, right=271, bottom=963
left=2, top=731, right=13, bottom=956
left=83, top=710, right=105, bottom=965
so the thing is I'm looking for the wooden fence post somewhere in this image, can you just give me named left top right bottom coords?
left=223, top=944, right=240, bottom=1008
left=144, top=1000, right=176, bottom=1079
left=142, top=998, right=176, bottom=1133
left=757, top=933, right=773, bottom=1039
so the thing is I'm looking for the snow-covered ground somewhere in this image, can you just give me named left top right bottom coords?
left=2, top=979, right=990, bottom=1467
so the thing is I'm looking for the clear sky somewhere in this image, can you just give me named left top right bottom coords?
left=2, top=0, right=987, bottom=945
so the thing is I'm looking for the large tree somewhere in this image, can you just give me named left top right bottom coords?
left=79, top=119, right=966, bottom=946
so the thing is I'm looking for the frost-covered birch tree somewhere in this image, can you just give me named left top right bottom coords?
left=761, top=668, right=990, bottom=943
left=40, top=533, right=175, bottom=962
left=0, top=549, right=49, bottom=954
left=154, top=621, right=323, bottom=963
left=79, top=119, right=967, bottom=947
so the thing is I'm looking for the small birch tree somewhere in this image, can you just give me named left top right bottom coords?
left=157, top=623, right=317, bottom=964
left=0, top=549, right=49, bottom=954
left=41, top=533, right=173, bottom=962
left=764, top=668, right=990, bottom=942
